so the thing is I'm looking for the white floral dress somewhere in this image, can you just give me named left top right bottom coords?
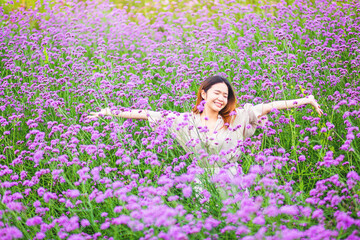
left=146, top=103, right=267, bottom=172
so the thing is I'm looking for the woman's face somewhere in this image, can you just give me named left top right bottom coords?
left=201, top=82, right=229, bottom=113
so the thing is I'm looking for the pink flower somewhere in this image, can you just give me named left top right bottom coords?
left=0, top=226, right=23, bottom=239
left=100, top=222, right=110, bottom=230
left=182, top=186, right=192, bottom=198
left=37, top=187, right=45, bottom=197
left=36, top=232, right=46, bottom=239
left=26, top=216, right=43, bottom=226
left=80, top=219, right=90, bottom=227
left=312, top=209, right=324, bottom=219
left=196, top=100, right=206, bottom=112
left=6, top=202, right=24, bottom=212
left=64, top=216, right=79, bottom=232
left=66, top=189, right=80, bottom=198
left=204, top=217, right=220, bottom=231
left=33, top=200, right=41, bottom=208
left=168, top=196, right=179, bottom=201
left=280, top=205, right=299, bottom=216
left=253, top=215, right=265, bottom=225
left=114, top=206, right=123, bottom=213
left=33, top=150, right=44, bottom=164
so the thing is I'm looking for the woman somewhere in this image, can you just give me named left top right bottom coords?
left=88, top=75, right=323, bottom=181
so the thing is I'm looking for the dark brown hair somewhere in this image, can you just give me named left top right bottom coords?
left=192, top=75, right=238, bottom=129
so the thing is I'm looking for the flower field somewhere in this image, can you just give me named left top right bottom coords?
left=1, top=0, right=360, bottom=239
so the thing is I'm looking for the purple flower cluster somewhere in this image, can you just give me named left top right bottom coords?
left=0, top=0, right=359, bottom=238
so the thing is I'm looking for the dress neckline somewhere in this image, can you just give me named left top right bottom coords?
left=193, top=112, right=223, bottom=136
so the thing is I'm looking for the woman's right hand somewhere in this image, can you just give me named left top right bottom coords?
left=308, top=95, right=324, bottom=116
left=87, top=108, right=110, bottom=119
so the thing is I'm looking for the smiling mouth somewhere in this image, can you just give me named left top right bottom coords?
left=215, top=102, right=223, bottom=108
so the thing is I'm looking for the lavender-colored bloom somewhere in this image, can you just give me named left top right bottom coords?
left=182, top=186, right=192, bottom=198
left=168, top=196, right=179, bottom=201
left=204, top=217, right=221, bottom=231
left=80, top=219, right=90, bottom=227
left=36, top=232, right=46, bottom=240
left=280, top=205, right=299, bottom=216
left=278, top=228, right=303, bottom=240
left=312, top=209, right=324, bottom=219
left=264, top=205, right=278, bottom=217
left=6, top=201, right=24, bottom=212
left=335, top=211, right=356, bottom=230
left=33, top=200, right=41, bottom=208
left=196, top=100, right=206, bottom=112
left=64, top=216, right=80, bottom=232
left=313, top=145, right=322, bottom=150
left=100, top=222, right=110, bottom=230
left=252, top=215, right=265, bottom=225
left=26, top=216, right=43, bottom=226
left=0, top=226, right=23, bottom=239
left=66, top=189, right=80, bottom=198
left=347, top=171, right=360, bottom=180
left=33, top=150, right=44, bottom=164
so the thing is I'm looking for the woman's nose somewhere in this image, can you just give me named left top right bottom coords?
left=218, top=95, right=225, bottom=102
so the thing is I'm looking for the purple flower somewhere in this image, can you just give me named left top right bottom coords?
left=277, top=148, right=286, bottom=154
left=66, top=190, right=80, bottom=198
left=236, top=225, right=250, bottom=235
left=347, top=171, right=360, bottom=180
left=264, top=205, right=278, bottom=217
left=33, top=200, right=41, bottom=208
left=37, top=187, right=45, bottom=197
left=6, top=202, right=24, bottom=212
left=183, top=186, right=192, bottom=198
left=313, top=145, right=322, bottom=150
left=280, top=205, right=299, bottom=216
left=196, top=100, right=206, bottom=112
left=312, top=209, right=324, bottom=219
left=114, top=206, right=123, bottom=213
left=43, top=192, right=58, bottom=203
left=335, top=211, right=355, bottom=230
left=81, top=219, right=90, bottom=227
left=36, top=232, right=46, bottom=239
left=100, top=222, right=110, bottom=230
left=279, top=229, right=303, bottom=239
left=204, top=217, right=221, bottom=231
left=253, top=215, right=265, bottom=225
left=67, top=234, right=85, bottom=240
left=64, top=216, right=79, bottom=232
left=33, top=150, right=44, bottom=164
left=168, top=196, right=179, bottom=201
left=0, top=226, right=23, bottom=239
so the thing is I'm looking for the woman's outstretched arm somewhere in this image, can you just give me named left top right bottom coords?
left=87, top=107, right=149, bottom=120
left=262, top=95, right=323, bottom=116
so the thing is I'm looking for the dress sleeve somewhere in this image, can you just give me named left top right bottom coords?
left=235, top=103, right=268, bottom=139
left=146, top=110, right=162, bottom=128
left=145, top=110, right=179, bottom=132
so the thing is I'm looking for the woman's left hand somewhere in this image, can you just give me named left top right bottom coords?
left=308, top=95, right=324, bottom=116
